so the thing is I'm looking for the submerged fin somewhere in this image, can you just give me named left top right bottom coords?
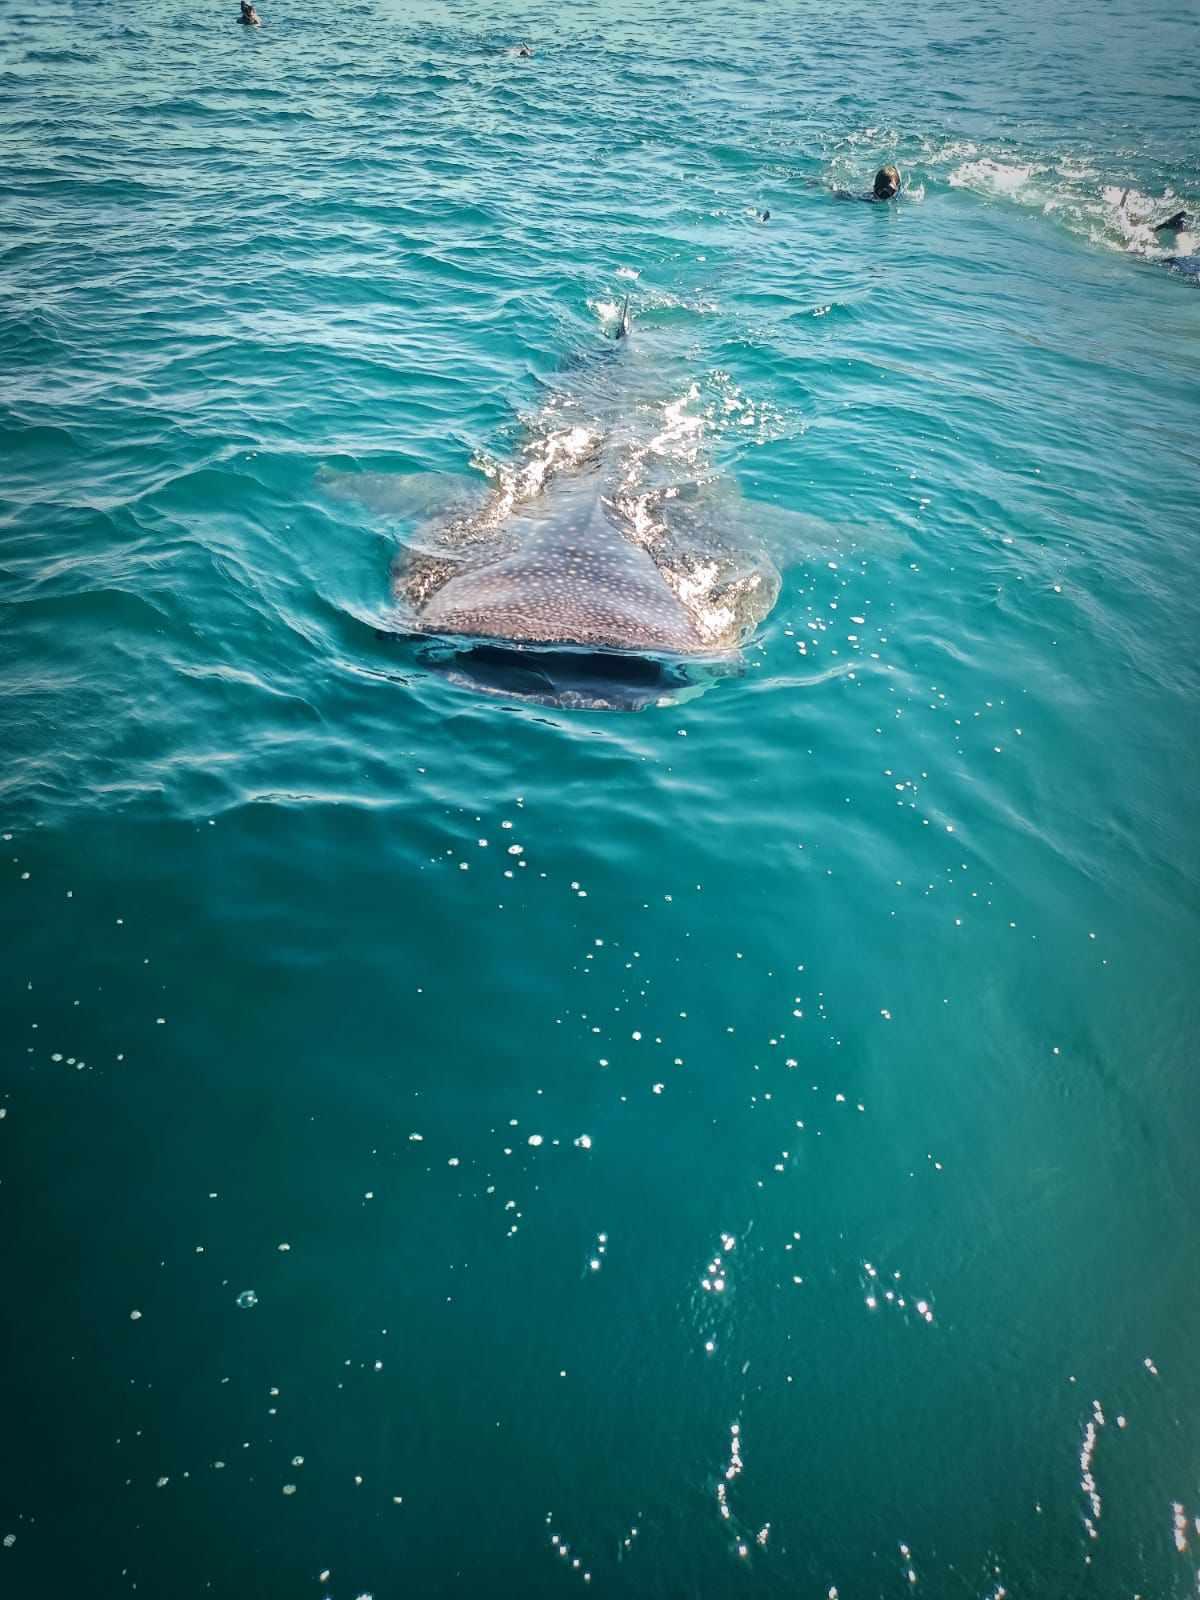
left=659, top=479, right=907, bottom=565
left=318, top=468, right=486, bottom=523
left=614, top=295, right=632, bottom=340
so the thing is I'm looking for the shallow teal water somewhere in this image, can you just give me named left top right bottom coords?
left=3, top=0, right=1200, bottom=1594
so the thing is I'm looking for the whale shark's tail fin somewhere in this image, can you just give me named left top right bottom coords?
left=615, top=295, right=631, bottom=340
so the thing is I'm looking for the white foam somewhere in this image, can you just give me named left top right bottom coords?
left=949, top=157, right=1042, bottom=196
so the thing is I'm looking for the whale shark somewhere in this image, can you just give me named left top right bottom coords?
left=325, top=301, right=783, bottom=709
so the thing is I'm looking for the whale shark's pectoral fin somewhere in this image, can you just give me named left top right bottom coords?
left=318, top=468, right=488, bottom=524
left=666, top=480, right=905, bottom=564
left=646, top=478, right=776, bottom=580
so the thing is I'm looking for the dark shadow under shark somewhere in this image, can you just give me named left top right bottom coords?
left=325, top=299, right=783, bottom=710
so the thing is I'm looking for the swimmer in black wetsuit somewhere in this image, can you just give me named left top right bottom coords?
left=1151, top=208, right=1187, bottom=235
left=833, top=165, right=902, bottom=203
left=1117, top=191, right=1196, bottom=276
left=1159, top=212, right=1199, bottom=278
left=1118, top=190, right=1188, bottom=237
left=238, top=0, right=261, bottom=22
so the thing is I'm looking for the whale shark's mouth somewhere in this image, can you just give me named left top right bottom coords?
left=417, top=639, right=732, bottom=711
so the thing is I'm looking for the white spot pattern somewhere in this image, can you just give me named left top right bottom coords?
left=415, top=487, right=705, bottom=652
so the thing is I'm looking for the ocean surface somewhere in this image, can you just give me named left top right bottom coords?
left=2, top=0, right=1199, bottom=1593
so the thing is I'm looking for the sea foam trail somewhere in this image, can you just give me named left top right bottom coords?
left=821, top=126, right=1197, bottom=271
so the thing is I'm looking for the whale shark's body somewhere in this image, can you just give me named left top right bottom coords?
left=327, top=304, right=781, bottom=708
left=405, top=469, right=710, bottom=654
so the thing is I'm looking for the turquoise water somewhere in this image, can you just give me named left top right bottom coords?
left=3, top=0, right=1200, bottom=1593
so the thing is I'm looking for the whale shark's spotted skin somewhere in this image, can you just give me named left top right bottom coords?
left=408, top=476, right=706, bottom=653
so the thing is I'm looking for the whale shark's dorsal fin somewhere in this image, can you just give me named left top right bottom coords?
left=614, top=295, right=631, bottom=340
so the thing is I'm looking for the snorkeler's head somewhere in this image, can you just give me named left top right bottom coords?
left=873, top=165, right=901, bottom=200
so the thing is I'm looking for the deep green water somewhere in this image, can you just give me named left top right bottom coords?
left=2, top=0, right=1199, bottom=1595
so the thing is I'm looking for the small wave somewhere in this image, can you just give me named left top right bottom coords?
left=23, top=47, right=96, bottom=64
